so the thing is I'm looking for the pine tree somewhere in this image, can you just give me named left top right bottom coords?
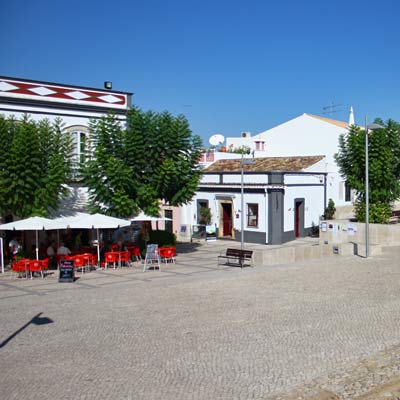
left=0, top=115, right=72, bottom=219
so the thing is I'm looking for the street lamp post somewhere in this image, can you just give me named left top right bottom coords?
left=240, top=154, right=255, bottom=251
left=241, top=153, right=245, bottom=251
left=364, top=117, right=384, bottom=258
left=365, top=116, right=369, bottom=258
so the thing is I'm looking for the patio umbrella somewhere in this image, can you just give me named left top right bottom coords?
left=131, top=212, right=172, bottom=222
left=0, top=216, right=55, bottom=262
left=48, top=213, right=91, bottom=244
left=131, top=212, right=172, bottom=232
left=50, top=212, right=91, bottom=227
left=64, top=213, right=131, bottom=265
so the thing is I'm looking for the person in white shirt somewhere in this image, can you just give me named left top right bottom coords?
left=57, top=242, right=71, bottom=256
left=47, top=241, right=56, bottom=257
left=8, top=237, right=21, bottom=261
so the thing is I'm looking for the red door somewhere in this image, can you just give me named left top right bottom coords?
left=222, top=203, right=232, bottom=236
left=295, top=201, right=301, bottom=238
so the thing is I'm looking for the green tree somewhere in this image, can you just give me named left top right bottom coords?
left=82, top=114, right=137, bottom=217
left=324, top=198, right=336, bottom=220
left=82, top=108, right=203, bottom=217
left=335, top=120, right=400, bottom=223
left=0, top=114, right=72, bottom=219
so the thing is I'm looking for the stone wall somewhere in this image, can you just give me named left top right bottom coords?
left=319, top=220, right=400, bottom=257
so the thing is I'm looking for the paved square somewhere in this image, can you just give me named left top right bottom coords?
left=1, top=242, right=400, bottom=399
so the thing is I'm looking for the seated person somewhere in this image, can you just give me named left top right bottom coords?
left=116, top=240, right=126, bottom=251
left=57, top=242, right=71, bottom=256
left=47, top=241, right=57, bottom=269
left=99, top=240, right=109, bottom=262
left=111, top=240, right=126, bottom=252
left=9, top=237, right=21, bottom=261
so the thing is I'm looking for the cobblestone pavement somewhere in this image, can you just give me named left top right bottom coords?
left=2, top=241, right=400, bottom=399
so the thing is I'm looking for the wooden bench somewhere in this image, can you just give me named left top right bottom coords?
left=218, top=248, right=253, bottom=268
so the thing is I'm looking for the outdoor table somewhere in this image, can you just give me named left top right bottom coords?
left=104, top=251, right=129, bottom=269
left=104, top=252, right=119, bottom=269
left=80, top=253, right=93, bottom=271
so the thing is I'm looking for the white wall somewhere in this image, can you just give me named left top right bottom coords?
left=256, top=114, right=345, bottom=166
left=225, top=137, right=254, bottom=151
left=226, top=114, right=350, bottom=207
left=221, top=174, right=268, bottom=184
left=284, top=184, right=324, bottom=232
left=0, top=105, right=126, bottom=127
left=190, top=191, right=268, bottom=235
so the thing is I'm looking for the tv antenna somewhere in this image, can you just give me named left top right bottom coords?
left=322, top=102, right=343, bottom=115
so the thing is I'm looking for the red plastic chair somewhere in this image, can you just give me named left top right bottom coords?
left=29, top=260, right=44, bottom=279
left=105, top=252, right=118, bottom=270
left=110, top=244, right=119, bottom=252
left=159, top=247, right=176, bottom=264
left=11, top=260, right=28, bottom=279
left=72, top=255, right=86, bottom=274
left=40, top=258, right=49, bottom=275
left=129, top=246, right=142, bottom=262
left=89, top=254, right=97, bottom=267
left=81, top=253, right=96, bottom=271
left=119, top=251, right=131, bottom=267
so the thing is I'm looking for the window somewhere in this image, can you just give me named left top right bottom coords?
left=197, top=200, right=209, bottom=224
left=255, top=141, right=265, bottom=151
left=70, top=131, right=87, bottom=162
left=67, top=126, right=89, bottom=179
left=345, top=182, right=351, bottom=202
left=247, top=203, right=258, bottom=227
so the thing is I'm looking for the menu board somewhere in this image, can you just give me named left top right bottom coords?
left=145, top=244, right=159, bottom=261
left=59, top=259, right=75, bottom=282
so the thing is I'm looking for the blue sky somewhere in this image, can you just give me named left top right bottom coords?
left=2, top=0, right=400, bottom=145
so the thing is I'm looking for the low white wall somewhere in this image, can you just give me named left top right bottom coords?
left=319, top=220, right=400, bottom=247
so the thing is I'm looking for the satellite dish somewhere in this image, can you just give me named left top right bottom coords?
left=209, top=134, right=225, bottom=146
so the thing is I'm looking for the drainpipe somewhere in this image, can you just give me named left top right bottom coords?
left=323, top=174, right=327, bottom=217
left=264, top=188, right=268, bottom=244
left=0, top=237, right=4, bottom=274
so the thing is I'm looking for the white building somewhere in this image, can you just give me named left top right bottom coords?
left=0, top=75, right=132, bottom=216
left=226, top=112, right=355, bottom=214
left=178, top=155, right=327, bottom=244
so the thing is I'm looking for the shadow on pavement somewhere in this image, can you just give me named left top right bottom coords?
left=0, top=312, right=54, bottom=348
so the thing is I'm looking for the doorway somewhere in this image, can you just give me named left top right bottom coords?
left=220, top=202, right=233, bottom=237
left=164, top=210, right=173, bottom=233
left=294, top=199, right=304, bottom=238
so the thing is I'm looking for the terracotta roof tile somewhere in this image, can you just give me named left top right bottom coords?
left=205, top=155, right=325, bottom=173
left=305, top=113, right=349, bottom=129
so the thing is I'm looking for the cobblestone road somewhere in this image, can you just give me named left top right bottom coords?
left=1, top=242, right=400, bottom=399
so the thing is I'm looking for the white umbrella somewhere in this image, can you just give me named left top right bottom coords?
left=0, top=216, right=55, bottom=261
left=50, top=212, right=91, bottom=227
left=64, top=213, right=131, bottom=265
left=44, top=213, right=92, bottom=252
left=131, top=212, right=172, bottom=222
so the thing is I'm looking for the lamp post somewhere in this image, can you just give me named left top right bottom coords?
left=240, top=153, right=255, bottom=251
left=241, top=153, right=244, bottom=251
left=365, top=117, right=384, bottom=258
left=365, top=116, right=369, bottom=258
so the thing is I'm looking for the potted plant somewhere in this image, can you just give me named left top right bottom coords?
left=199, top=207, right=212, bottom=225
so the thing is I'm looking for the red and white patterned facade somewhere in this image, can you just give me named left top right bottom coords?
left=0, top=76, right=132, bottom=125
left=0, top=76, right=133, bottom=217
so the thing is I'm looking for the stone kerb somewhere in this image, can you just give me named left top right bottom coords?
left=258, top=246, right=296, bottom=266
left=255, top=243, right=332, bottom=267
